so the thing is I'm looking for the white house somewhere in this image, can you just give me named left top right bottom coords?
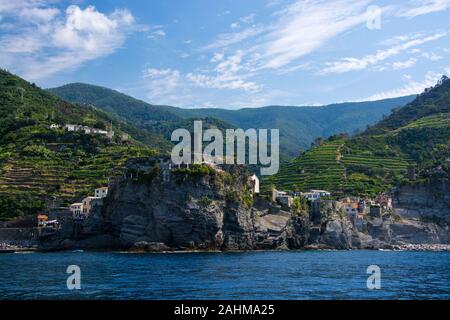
left=301, top=189, right=331, bottom=201
left=69, top=203, right=83, bottom=218
left=95, top=187, right=108, bottom=198
left=65, top=124, right=78, bottom=132
left=250, top=174, right=260, bottom=194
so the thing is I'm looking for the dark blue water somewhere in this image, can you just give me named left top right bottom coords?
left=0, top=250, right=449, bottom=299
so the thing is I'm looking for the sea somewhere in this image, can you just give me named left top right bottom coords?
left=0, top=250, right=449, bottom=299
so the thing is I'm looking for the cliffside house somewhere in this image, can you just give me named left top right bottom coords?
left=341, top=197, right=359, bottom=215
left=374, top=193, right=393, bottom=209
left=37, top=214, right=48, bottom=227
left=95, top=187, right=108, bottom=198
left=272, top=189, right=287, bottom=202
left=82, top=196, right=103, bottom=215
left=69, top=203, right=83, bottom=219
left=251, top=174, right=260, bottom=194
left=272, top=188, right=293, bottom=208
left=301, top=189, right=331, bottom=201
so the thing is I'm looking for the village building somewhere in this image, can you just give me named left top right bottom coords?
left=69, top=203, right=83, bottom=218
left=65, top=124, right=78, bottom=132
left=37, top=214, right=48, bottom=228
left=301, top=189, right=331, bottom=201
left=341, top=197, right=359, bottom=215
left=374, top=193, right=393, bottom=209
left=277, top=195, right=294, bottom=208
left=95, top=187, right=108, bottom=198
left=63, top=124, right=114, bottom=139
left=272, top=188, right=287, bottom=202
left=82, top=196, right=103, bottom=215
left=272, top=188, right=293, bottom=208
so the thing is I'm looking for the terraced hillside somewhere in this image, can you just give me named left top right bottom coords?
left=265, top=139, right=345, bottom=192
left=267, top=76, right=450, bottom=196
left=0, top=70, right=159, bottom=220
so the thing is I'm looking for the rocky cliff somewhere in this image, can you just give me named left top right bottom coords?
left=393, top=180, right=450, bottom=221
left=39, top=160, right=450, bottom=251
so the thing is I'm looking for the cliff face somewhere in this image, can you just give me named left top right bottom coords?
left=393, top=180, right=450, bottom=221
left=78, top=161, right=295, bottom=251
left=39, top=161, right=450, bottom=251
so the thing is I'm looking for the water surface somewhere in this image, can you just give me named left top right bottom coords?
left=1, top=250, right=449, bottom=299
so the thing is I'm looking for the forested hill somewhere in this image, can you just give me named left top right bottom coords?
left=266, top=76, right=450, bottom=196
left=49, top=83, right=414, bottom=159
left=0, top=69, right=164, bottom=220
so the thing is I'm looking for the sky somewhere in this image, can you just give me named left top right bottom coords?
left=1, top=0, right=450, bottom=109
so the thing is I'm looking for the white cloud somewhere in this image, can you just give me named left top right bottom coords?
left=146, top=25, right=166, bottom=39
left=202, top=25, right=265, bottom=50
left=321, top=32, right=447, bottom=74
left=202, top=0, right=379, bottom=74
left=397, top=0, right=450, bottom=18
left=420, top=52, right=443, bottom=61
left=391, top=58, right=417, bottom=70
left=187, top=51, right=260, bottom=91
left=142, top=68, right=181, bottom=101
left=255, top=0, right=373, bottom=69
left=240, top=14, right=255, bottom=24
left=0, top=3, right=137, bottom=80
left=364, top=71, right=442, bottom=100
left=19, top=7, right=60, bottom=22
left=230, top=22, right=239, bottom=29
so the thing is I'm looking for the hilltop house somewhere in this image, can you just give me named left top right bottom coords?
left=63, top=124, right=114, bottom=139
left=301, top=189, right=331, bottom=201
left=95, top=187, right=108, bottom=198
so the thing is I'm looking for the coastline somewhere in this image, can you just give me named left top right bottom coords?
left=5, top=243, right=450, bottom=254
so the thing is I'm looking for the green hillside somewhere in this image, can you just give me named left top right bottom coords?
left=49, top=83, right=414, bottom=160
left=0, top=70, right=161, bottom=220
left=267, top=76, right=450, bottom=196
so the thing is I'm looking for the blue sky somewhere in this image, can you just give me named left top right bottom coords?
left=1, top=0, right=450, bottom=109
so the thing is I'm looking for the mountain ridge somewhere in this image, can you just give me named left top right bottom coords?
left=49, top=82, right=415, bottom=158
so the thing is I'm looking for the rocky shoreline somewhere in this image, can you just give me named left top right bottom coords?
left=33, top=162, right=449, bottom=253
